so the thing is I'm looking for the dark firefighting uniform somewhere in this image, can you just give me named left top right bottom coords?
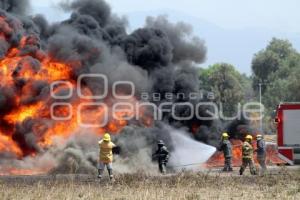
left=257, top=138, right=267, bottom=173
left=153, top=143, right=169, bottom=174
left=220, top=139, right=233, bottom=171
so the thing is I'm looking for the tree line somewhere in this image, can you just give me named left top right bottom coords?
left=199, top=38, right=300, bottom=134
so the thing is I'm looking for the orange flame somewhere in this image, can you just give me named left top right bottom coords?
left=4, top=102, right=44, bottom=124
left=205, top=139, right=286, bottom=168
left=0, top=14, right=154, bottom=175
left=0, top=131, right=22, bottom=157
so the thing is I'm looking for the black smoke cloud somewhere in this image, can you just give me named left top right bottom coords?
left=0, top=0, right=212, bottom=149
left=0, top=0, right=249, bottom=173
left=61, top=0, right=111, bottom=27
left=146, top=16, right=206, bottom=64
left=122, top=28, right=173, bottom=70
left=0, top=0, right=30, bottom=16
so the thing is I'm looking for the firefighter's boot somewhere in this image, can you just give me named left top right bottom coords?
left=239, top=168, right=244, bottom=175
left=98, top=169, right=103, bottom=179
left=108, top=169, right=114, bottom=180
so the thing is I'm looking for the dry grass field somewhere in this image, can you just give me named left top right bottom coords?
left=0, top=168, right=299, bottom=200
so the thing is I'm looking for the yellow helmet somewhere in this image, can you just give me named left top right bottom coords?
left=222, top=132, right=229, bottom=139
left=103, top=133, right=111, bottom=142
left=245, top=135, right=253, bottom=141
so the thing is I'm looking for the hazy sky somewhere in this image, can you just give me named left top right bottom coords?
left=32, top=0, right=300, bottom=33
left=30, top=0, right=300, bottom=74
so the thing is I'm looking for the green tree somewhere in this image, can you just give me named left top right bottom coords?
left=251, top=38, right=298, bottom=93
left=251, top=38, right=300, bottom=133
left=266, top=38, right=294, bottom=60
left=252, top=50, right=281, bottom=82
left=199, top=63, right=250, bottom=117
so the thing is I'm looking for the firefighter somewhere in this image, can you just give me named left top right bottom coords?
left=153, top=140, right=169, bottom=174
left=219, top=132, right=233, bottom=172
left=256, top=134, right=267, bottom=174
left=98, top=133, right=116, bottom=180
left=239, top=135, right=257, bottom=175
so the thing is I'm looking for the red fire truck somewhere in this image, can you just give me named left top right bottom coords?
left=276, top=103, right=300, bottom=165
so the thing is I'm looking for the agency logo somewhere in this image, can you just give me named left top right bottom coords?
left=50, top=74, right=265, bottom=128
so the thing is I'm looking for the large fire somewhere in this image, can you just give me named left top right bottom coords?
left=0, top=14, right=152, bottom=175
left=205, top=139, right=286, bottom=168
left=0, top=9, right=285, bottom=176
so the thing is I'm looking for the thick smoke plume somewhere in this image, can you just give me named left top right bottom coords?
left=0, top=0, right=30, bottom=16
left=0, top=0, right=250, bottom=175
left=146, top=16, right=206, bottom=64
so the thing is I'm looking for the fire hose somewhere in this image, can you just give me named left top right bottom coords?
left=171, top=163, right=207, bottom=168
left=171, top=143, right=259, bottom=168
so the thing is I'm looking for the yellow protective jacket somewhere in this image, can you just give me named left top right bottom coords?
left=99, top=140, right=116, bottom=163
left=242, top=141, right=254, bottom=159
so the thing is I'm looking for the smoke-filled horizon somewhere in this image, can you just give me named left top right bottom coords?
left=31, top=0, right=300, bottom=76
